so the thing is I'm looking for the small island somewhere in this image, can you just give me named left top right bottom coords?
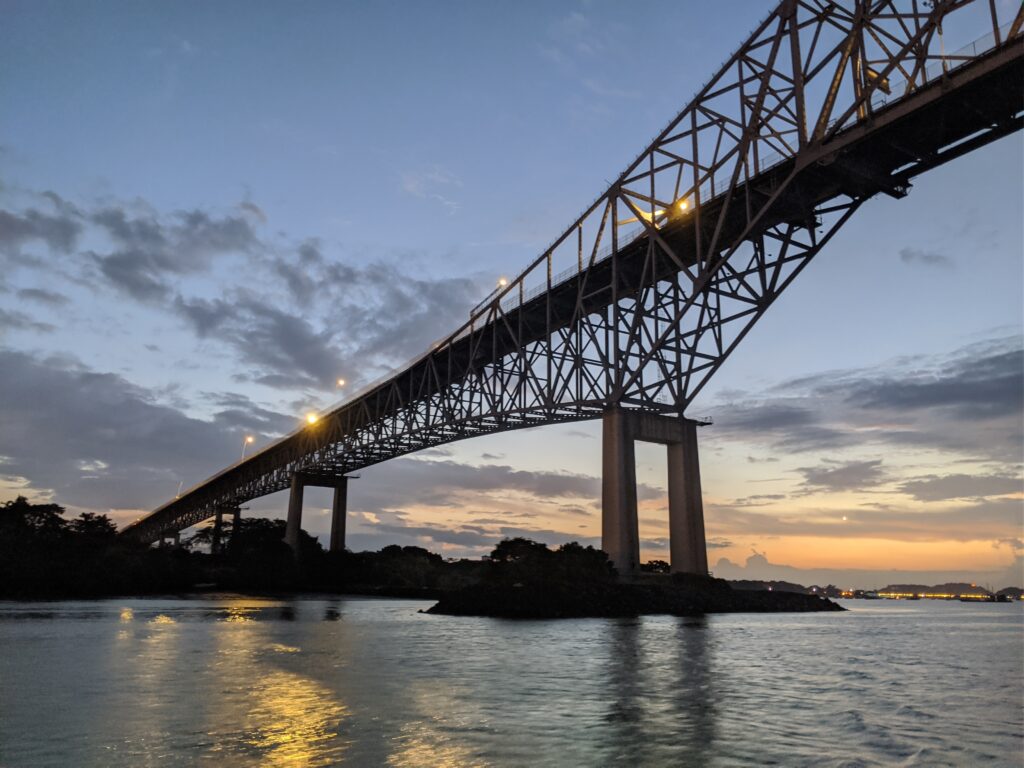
left=425, top=538, right=842, bottom=618
left=1, top=497, right=842, bottom=616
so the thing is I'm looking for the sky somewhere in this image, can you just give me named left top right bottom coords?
left=1, top=0, right=1021, bottom=590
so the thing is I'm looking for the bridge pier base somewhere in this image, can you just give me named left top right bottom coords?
left=601, top=407, right=708, bottom=576
left=329, top=479, right=348, bottom=553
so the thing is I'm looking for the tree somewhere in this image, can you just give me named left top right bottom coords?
left=69, top=512, right=117, bottom=540
left=489, top=537, right=551, bottom=564
left=0, top=496, right=68, bottom=540
left=642, top=559, right=671, bottom=574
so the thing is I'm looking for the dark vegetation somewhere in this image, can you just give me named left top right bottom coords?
left=0, top=497, right=476, bottom=598
left=427, top=537, right=843, bottom=617
left=1, top=497, right=841, bottom=614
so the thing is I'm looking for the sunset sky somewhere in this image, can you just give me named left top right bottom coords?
left=1, top=0, right=1021, bottom=589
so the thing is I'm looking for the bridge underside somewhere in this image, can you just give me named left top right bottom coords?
left=126, top=1, right=1023, bottom=572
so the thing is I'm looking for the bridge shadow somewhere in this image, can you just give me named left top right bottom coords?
left=602, top=615, right=718, bottom=765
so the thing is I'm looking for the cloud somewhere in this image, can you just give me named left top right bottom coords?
left=239, top=201, right=267, bottom=223
left=840, top=345, right=1022, bottom=420
left=706, top=336, right=1023, bottom=463
left=0, top=308, right=56, bottom=333
left=176, top=293, right=346, bottom=390
left=712, top=550, right=1022, bottom=591
left=350, top=458, right=605, bottom=513
left=899, top=247, right=953, bottom=268
left=16, top=288, right=70, bottom=306
left=0, top=205, right=81, bottom=254
left=1, top=189, right=485, bottom=396
left=797, top=459, right=887, bottom=492
left=401, top=166, right=462, bottom=214
left=89, top=206, right=258, bottom=300
left=0, top=349, right=242, bottom=513
left=898, top=473, right=1023, bottom=502
left=705, top=497, right=1023, bottom=545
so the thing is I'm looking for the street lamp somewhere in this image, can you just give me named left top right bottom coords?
left=306, top=413, right=319, bottom=425
left=241, top=435, right=255, bottom=460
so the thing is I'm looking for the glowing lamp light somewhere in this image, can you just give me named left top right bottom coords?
left=337, top=378, right=346, bottom=387
left=498, top=277, right=509, bottom=287
left=678, top=199, right=689, bottom=212
left=245, top=436, right=255, bottom=444
left=306, top=413, right=319, bottom=425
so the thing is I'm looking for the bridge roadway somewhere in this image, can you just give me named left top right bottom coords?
left=124, top=0, right=1023, bottom=574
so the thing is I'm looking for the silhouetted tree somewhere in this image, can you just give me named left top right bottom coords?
left=69, top=512, right=118, bottom=541
left=0, top=496, right=68, bottom=540
left=642, top=559, right=671, bottom=574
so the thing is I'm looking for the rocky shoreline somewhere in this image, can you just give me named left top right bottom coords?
left=427, top=574, right=844, bottom=618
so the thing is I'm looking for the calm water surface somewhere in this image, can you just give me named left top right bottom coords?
left=0, top=596, right=1020, bottom=767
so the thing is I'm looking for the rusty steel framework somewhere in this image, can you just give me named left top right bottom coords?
left=124, top=0, right=1023, bottom=542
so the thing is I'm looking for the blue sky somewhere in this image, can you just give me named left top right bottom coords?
left=1, top=0, right=1021, bottom=588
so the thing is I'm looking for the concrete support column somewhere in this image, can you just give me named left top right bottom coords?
left=602, top=408, right=640, bottom=575
left=668, top=421, right=708, bottom=575
left=329, top=478, right=348, bottom=553
left=211, top=508, right=224, bottom=555
left=172, top=531, right=180, bottom=548
left=231, top=506, right=241, bottom=540
left=284, top=475, right=305, bottom=553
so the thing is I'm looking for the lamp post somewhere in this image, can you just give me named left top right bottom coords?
left=241, top=435, right=255, bottom=460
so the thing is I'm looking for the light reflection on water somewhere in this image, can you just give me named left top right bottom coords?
left=0, top=597, right=1020, bottom=767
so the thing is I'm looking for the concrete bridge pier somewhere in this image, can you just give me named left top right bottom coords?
left=601, top=407, right=708, bottom=576
left=211, top=507, right=224, bottom=554
left=284, top=474, right=305, bottom=552
left=329, top=478, right=349, bottom=553
left=284, top=473, right=350, bottom=554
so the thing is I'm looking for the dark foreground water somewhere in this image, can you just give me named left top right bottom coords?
left=0, top=597, right=1020, bottom=767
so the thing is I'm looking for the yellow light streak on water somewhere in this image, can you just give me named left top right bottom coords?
left=244, top=669, right=349, bottom=767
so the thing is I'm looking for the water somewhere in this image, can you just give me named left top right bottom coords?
left=0, top=597, right=1020, bottom=767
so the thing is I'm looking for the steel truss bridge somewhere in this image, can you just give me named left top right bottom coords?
left=124, top=0, right=1023, bottom=560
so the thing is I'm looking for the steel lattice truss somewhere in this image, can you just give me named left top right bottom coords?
left=124, top=0, right=1023, bottom=542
